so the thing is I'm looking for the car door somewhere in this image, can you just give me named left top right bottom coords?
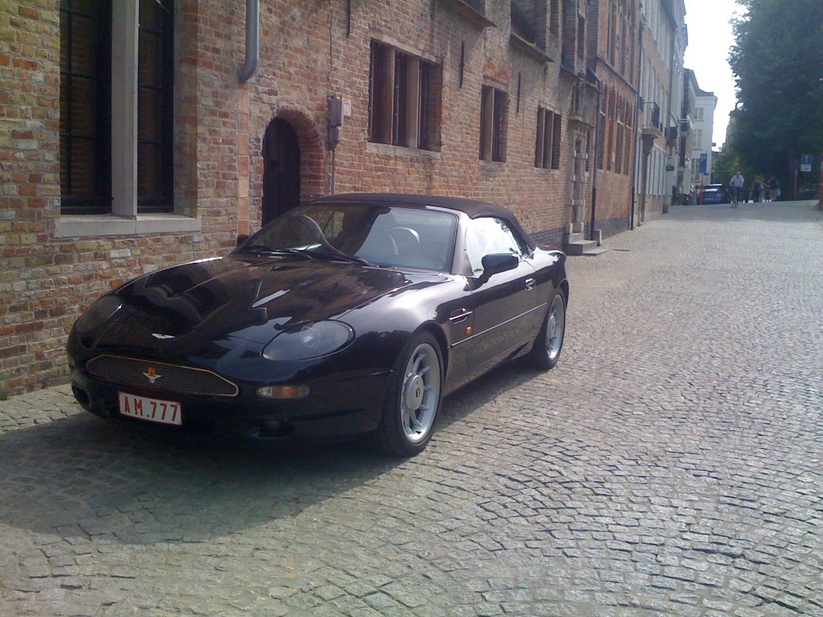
left=453, top=216, right=541, bottom=380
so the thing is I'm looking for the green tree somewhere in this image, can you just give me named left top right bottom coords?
left=727, top=0, right=823, bottom=195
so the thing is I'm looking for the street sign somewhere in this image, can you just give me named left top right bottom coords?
left=700, top=153, right=707, bottom=174
left=800, top=154, right=812, bottom=173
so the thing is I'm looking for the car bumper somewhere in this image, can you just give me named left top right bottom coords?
left=70, top=367, right=391, bottom=442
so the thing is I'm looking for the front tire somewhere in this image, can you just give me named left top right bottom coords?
left=528, top=289, right=566, bottom=370
left=369, top=331, right=443, bottom=457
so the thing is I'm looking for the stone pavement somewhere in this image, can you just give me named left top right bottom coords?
left=2, top=201, right=823, bottom=616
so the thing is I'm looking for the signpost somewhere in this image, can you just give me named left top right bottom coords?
left=799, top=155, right=814, bottom=203
left=800, top=154, right=813, bottom=173
left=819, top=153, right=823, bottom=209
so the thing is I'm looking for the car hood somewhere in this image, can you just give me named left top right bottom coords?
left=79, top=255, right=439, bottom=355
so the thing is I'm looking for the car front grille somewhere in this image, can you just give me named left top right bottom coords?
left=86, top=355, right=239, bottom=397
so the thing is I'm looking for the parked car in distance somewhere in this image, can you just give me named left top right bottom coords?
left=67, top=193, right=569, bottom=457
left=699, top=184, right=729, bottom=205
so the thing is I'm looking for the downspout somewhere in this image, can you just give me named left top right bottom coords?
left=588, top=66, right=602, bottom=243
left=663, top=5, right=678, bottom=214
left=631, top=18, right=645, bottom=230
left=238, top=0, right=259, bottom=83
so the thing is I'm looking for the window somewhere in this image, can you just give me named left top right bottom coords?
left=480, top=86, right=507, bottom=162
left=511, top=0, right=541, bottom=46
left=615, top=99, right=625, bottom=172
left=60, top=0, right=112, bottom=214
left=59, top=0, right=174, bottom=215
left=369, top=41, right=441, bottom=151
left=535, top=107, right=562, bottom=169
left=137, top=0, right=174, bottom=213
left=465, top=217, right=527, bottom=274
left=623, top=102, right=633, bottom=174
left=550, top=0, right=560, bottom=36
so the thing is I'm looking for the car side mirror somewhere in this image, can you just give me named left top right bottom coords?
left=475, top=253, right=519, bottom=286
left=236, top=234, right=250, bottom=247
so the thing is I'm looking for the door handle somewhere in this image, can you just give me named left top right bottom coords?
left=449, top=308, right=472, bottom=324
left=525, top=278, right=536, bottom=291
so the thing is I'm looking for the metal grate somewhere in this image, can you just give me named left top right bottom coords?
left=86, top=355, right=239, bottom=397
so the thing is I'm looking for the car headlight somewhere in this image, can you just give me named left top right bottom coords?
left=73, top=295, right=123, bottom=334
left=262, top=321, right=354, bottom=361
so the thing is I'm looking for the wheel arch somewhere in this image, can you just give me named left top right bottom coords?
left=559, top=278, right=570, bottom=304
left=415, top=322, right=449, bottom=378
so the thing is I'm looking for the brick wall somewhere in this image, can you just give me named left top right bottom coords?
left=1, top=1, right=238, bottom=395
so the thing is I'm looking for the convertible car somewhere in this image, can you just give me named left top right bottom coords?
left=67, top=193, right=569, bottom=456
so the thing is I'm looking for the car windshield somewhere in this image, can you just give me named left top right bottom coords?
left=236, top=202, right=458, bottom=271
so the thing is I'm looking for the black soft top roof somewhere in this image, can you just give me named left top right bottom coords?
left=312, top=192, right=534, bottom=250
left=313, top=193, right=517, bottom=222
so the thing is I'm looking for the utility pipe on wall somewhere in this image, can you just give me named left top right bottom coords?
left=588, top=67, right=602, bottom=243
left=238, top=0, right=259, bottom=83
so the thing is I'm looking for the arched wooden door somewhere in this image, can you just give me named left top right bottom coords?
left=262, top=117, right=301, bottom=226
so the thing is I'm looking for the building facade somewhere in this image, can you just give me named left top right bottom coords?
left=587, top=0, right=641, bottom=239
left=635, top=0, right=685, bottom=223
left=1, top=0, right=685, bottom=396
left=689, top=73, right=719, bottom=188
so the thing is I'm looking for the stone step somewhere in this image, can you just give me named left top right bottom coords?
left=565, top=239, right=599, bottom=255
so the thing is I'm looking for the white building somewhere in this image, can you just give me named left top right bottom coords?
left=635, top=0, right=687, bottom=222
left=687, top=71, right=718, bottom=187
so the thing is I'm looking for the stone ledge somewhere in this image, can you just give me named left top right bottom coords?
left=54, top=214, right=202, bottom=238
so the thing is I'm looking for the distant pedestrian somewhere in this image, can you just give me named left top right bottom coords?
left=752, top=178, right=763, bottom=203
left=767, top=176, right=780, bottom=202
left=730, top=171, right=745, bottom=207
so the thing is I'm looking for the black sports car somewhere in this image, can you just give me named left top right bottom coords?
left=67, top=194, right=569, bottom=456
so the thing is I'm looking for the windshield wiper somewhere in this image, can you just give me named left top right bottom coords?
left=302, top=247, right=370, bottom=265
left=236, top=245, right=312, bottom=259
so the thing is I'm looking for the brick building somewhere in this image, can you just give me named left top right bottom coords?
left=587, top=0, right=641, bottom=239
left=0, top=0, right=682, bottom=396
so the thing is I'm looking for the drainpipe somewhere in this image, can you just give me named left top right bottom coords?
left=588, top=66, right=602, bottom=243
left=238, top=0, right=259, bottom=83
left=631, top=18, right=646, bottom=230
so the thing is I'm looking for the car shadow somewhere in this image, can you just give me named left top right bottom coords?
left=0, top=363, right=538, bottom=545
left=0, top=409, right=398, bottom=544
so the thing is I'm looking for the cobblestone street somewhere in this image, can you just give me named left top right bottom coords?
left=2, top=201, right=823, bottom=616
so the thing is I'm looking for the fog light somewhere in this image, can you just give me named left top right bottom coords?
left=256, top=385, right=310, bottom=399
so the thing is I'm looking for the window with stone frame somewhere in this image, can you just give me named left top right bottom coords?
left=59, top=0, right=174, bottom=215
left=535, top=107, right=562, bottom=170
left=512, top=0, right=549, bottom=46
left=479, top=86, right=508, bottom=162
left=368, top=41, right=442, bottom=151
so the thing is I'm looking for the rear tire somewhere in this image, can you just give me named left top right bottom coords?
left=528, top=289, right=566, bottom=370
left=369, top=331, right=443, bottom=457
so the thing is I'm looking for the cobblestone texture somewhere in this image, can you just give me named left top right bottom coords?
left=1, top=201, right=822, bottom=616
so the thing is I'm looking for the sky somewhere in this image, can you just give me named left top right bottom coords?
left=682, top=0, right=746, bottom=148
